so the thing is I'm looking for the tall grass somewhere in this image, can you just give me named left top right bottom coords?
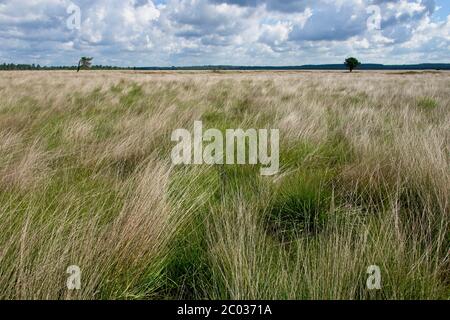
left=0, top=70, right=448, bottom=299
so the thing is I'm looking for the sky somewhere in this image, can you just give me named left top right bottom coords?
left=0, top=0, right=449, bottom=66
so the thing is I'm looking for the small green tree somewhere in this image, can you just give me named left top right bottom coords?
left=345, top=57, right=360, bottom=72
left=77, top=57, right=93, bottom=72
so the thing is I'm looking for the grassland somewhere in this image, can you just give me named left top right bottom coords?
left=0, top=70, right=448, bottom=299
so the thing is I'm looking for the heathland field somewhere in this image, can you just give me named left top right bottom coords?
left=0, top=70, right=448, bottom=299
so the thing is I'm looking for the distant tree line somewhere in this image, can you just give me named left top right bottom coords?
left=0, top=63, right=134, bottom=71
left=0, top=63, right=44, bottom=70
left=135, top=64, right=450, bottom=71
left=1, top=62, right=449, bottom=71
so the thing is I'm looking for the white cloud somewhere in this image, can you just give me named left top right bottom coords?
left=0, top=0, right=448, bottom=65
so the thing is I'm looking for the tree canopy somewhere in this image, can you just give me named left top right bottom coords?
left=345, top=57, right=361, bottom=72
left=77, top=57, right=94, bottom=72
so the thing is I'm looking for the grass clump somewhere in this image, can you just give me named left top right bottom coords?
left=417, top=97, right=438, bottom=110
left=269, top=169, right=333, bottom=238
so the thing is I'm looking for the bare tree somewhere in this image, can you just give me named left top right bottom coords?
left=77, top=57, right=93, bottom=72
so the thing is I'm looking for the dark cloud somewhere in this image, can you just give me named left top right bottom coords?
left=289, top=4, right=367, bottom=41
left=168, top=0, right=255, bottom=46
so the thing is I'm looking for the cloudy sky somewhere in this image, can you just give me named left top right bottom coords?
left=0, top=0, right=449, bottom=66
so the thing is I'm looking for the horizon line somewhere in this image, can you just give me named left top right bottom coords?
left=2, top=62, right=450, bottom=70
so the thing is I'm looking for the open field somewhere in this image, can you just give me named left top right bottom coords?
left=0, top=70, right=448, bottom=299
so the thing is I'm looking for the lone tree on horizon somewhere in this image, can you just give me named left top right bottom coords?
left=77, top=57, right=93, bottom=72
left=345, top=57, right=360, bottom=72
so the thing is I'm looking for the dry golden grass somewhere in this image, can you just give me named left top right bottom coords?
left=0, top=70, right=448, bottom=299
